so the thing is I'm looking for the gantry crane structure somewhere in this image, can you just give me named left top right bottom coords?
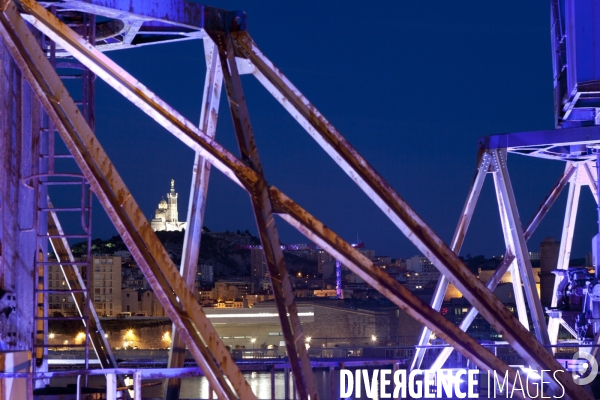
left=413, top=0, right=600, bottom=391
left=0, top=0, right=595, bottom=399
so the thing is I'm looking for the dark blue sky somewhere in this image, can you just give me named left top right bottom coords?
left=89, top=1, right=599, bottom=259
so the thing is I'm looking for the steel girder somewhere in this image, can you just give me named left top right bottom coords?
left=214, top=32, right=319, bottom=400
left=32, top=0, right=247, bottom=55
left=3, top=1, right=594, bottom=399
left=429, top=164, right=576, bottom=370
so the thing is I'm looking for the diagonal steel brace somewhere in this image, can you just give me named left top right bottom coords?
left=214, top=31, right=318, bottom=400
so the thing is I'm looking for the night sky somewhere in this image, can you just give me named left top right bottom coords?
left=87, top=1, right=599, bottom=260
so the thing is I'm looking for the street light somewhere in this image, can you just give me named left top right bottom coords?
left=371, top=335, right=377, bottom=343
left=250, top=337, right=256, bottom=358
left=305, top=336, right=311, bottom=343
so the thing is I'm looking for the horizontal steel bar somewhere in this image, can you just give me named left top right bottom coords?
left=39, top=207, right=90, bottom=212
left=34, top=0, right=247, bottom=33
left=480, top=124, right=600, bottom=150
left=39, top=181, right=87, bottom=186
left=24, top=173, right=85, bottom=179
left=40, top=154, right=74, bottom=158
left=1, top=367, right=205, bottom=380
left=36, top=261, right=89, bottom=266
left=44, top=235, right=89, bottom=239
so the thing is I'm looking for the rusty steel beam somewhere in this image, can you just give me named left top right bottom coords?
left=19, top=4, right=590, bottom=397
left=215, top=32, right=318, bottom=400
left=268, top=188, right=536, bottom=399
left=411, top=151, right=491, bottom=370
left=430, top=164, right=576, bottom=369
left=165, top=38, right=223, bottom=400
left=233, top=32, right=589, bottom=399
left=0, top=3, right=253, bottom=399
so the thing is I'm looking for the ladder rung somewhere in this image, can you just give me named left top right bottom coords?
left=36, top=289, right=88, bottom=294
left=39, top=207, right=90, bottom=212
left=58, top=75, right=83, bottom=80
left=40, top=154, right=74, bottom=159
left=36, top=316, right=89, bottom=321
left=36, top=261, right=89, bottom=266
left=55, top=62, right=86, bottom=70
left=45, top=235, right=89, bottom=239
left=40, top=181, right=87, bottom=186
left=24, top=173, right=85, bottom=180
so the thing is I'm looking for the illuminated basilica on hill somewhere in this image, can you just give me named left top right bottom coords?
left=150, top=179, right=187, bottom=232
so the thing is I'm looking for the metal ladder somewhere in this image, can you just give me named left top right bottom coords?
left=28, top=11, right=112, bottom=381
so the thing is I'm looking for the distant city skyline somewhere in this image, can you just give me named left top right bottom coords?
left=82, top=1, right=597, bottom=260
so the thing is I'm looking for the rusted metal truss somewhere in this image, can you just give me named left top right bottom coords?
left=0, top=0, right=593, bottom=399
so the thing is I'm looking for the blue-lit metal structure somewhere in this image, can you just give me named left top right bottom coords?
left=0, top=0, right=597, bottom=399
left=414, top=0, right=600, bottom=389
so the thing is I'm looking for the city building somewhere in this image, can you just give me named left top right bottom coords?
left=214, top=300, right=244, bottom=308
left=406, top=255, right=436, bottom=273
left=358, top=248, right=375, bottom=261
left=122, top=288, right=139, bottom=314
left=316, top=249, right=335, bottom=275
left=198, top=264, right=214, bottom=283
left=140, top=289, right=165, bottom=316
left=47, top=264, right=78, bottom=316
left=48, top=255, right=122, bottom=317
left=404, top=270, right=439, bottom=291
left=404, top=255, right=440, bottom=291
left=122, top=265, right=150, bottom=290
left=90, top=255, right=122, bottom=316
left=250, top=248, right=268, bottom=278
left=213, top=280, right=253, bottom=301
left=390, top=258, right=407, bottom=270
left=373, top=256, right=391, bottom=268
left=150, top=179, right=187, bottom=232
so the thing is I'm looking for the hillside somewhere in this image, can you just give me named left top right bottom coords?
left=71, top=228, right=317, bottom=279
